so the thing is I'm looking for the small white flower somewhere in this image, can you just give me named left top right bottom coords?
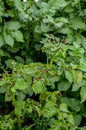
left=23, top=0, right=27, bottom=2
left=35, top=0, right=39, bottom=2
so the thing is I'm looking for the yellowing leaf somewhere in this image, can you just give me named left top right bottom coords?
left=72, top=70, right=83, bottom=83
left=76, top=71, right=83, bottom=84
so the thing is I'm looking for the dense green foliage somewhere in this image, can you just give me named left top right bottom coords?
left=0, top=0, right=86, bottom=129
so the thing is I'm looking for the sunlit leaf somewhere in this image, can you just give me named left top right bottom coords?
left=32, top=80, right=45, bottom=94
left=42, top=101, right=57, bottom=118
left=11, top=30, right=24, bottom=42
left=6, top=21, right=21, bottom=30
left=4, top=34, right=14, bottom=47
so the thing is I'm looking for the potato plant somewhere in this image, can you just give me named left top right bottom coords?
left=0, top=0, right=86, bottom=130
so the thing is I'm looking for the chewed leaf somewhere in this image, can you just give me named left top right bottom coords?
left=42, top=101, right=57, bottom=118
left=11, top=78, right=29, bottom=92
left=32, top=80, right=45, bottom=94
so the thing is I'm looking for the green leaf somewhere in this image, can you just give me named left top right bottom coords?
left=60, top=103, right=69, bottom=112
left=80, top=85, right=86, bottom=103
left=76, top=71, right=83, bottom=84
left=11, top=30, right=24, bottom=42
left=70, top=17, right=86, bottom=30
left=7, top=46, right=19, bottom=53
left=4, top=34, right=14, bottom=47
left=42, top=101, right=57, bottom=118
left=65, top=70, right=73, bottom=83
left=15, top=91, right=26, bottom=101
left=5, top=59, right=15, bottom=69
left=72, top=70, right=83, bottom=83
left=58, top=80, right=71, bottom=91
left=7, top=21, right=21, bottom=30
left=14, top=0, right=22, bottom=11
left=79, top=62, right=86, bottom=72
left=62, top=97, right=81, bottom=112
left=23, top=86, right=33, bottom=97
left=55, top=17, right=68, bottom=23
left=0, top=35, right=4, bottom=47
left=81, top=36, right=86, bottom=50
left=74, top=114, right=82, bottom=126
left=72, top=83, right=81, bottom=91
left=0, top=49, right=4, bottom=56
left=32, top=80, right=45, bottom=94
left=60, top=28, right=73, bottom=34
left=48, top=120, right=62, bottom=130
left=41, top=23, right=50, bottom=32
left=5, top=90, right=12, bottom=102
left=15, top=101, right=26, bottom=116
left=0, top=87, right=7, bottom=93
left=11, top=78, right=29, bottom=92
left=15, top=56, right=25, bottom=64
left=64, top=4, right=73, bottom=13
left=35, top=44, right=42, bottom=51
left=80, top=126, right=86, bottom=130
left=48, top=0, right=67, bottom=9
left=68, top=114, right=74, bottom=125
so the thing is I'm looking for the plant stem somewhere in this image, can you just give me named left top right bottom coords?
left=12, top=93, right=21, bottom=130
left=79, top=1, right=81, bottom=12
